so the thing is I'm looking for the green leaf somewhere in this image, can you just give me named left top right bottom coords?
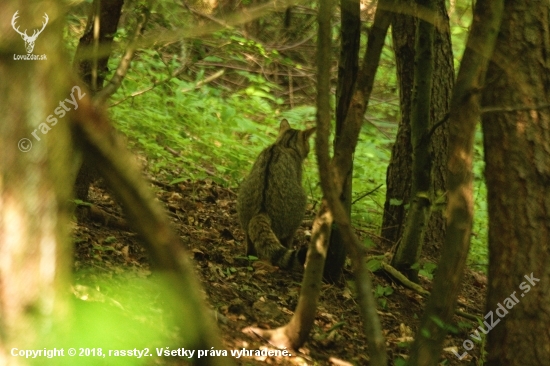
left=366, top=258, right=382, bottom=272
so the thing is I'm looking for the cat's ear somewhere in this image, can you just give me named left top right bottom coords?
left=279, top=119, right=291, bottom=133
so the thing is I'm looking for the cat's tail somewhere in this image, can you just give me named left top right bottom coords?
left=248, top=213, right=306, bottom=271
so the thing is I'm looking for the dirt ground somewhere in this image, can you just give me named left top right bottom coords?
left=73, top=177, right=487, bottom=365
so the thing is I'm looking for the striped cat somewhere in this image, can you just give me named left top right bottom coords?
left=237, top=119, right=315, bottom=270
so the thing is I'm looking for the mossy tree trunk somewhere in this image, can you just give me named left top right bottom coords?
left=481, top=0, right=550, bottom=363
left=383, top=0, right=452, bottom=273
left=390, top=0, right=436, bottom=282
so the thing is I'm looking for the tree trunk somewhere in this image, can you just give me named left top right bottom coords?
left=323, top=0, right=362, bottom=284
left=323, top=0, right=397, bottom=362
left=382, top=5, right=414, bottom=247
left=481, top=0, right=550, bottom=364
left=0, top=2, right=73, bottom=363
left=390, top=0, right=436, bottom=282
left=73, top=0, right=124, bottom=203
left=408, top=0, right=503, bottom=364
left=382, top=0, right=452, bottom=260
left=73, top=0, right=124, bottom=94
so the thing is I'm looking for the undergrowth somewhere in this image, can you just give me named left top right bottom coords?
left=67, top=2, right=488, bottom=271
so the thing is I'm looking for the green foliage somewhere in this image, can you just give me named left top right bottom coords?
left=410, top=260, right=438, bottom=279
left=365, top=254, right=386, bottom=272
left=351, top=121, right=395, bottom=231
left=394, top=357, right=408, bottom=366
left=66, top=0, right=489, bottom=274
left=429, top=315, right=458, bottom=334
left=349, top=32, right=398, bottom=232
left=366, top=258, right=382, bottom=272
left=469, top=126, right=489, bottom=270
left=41, top=273, right=182, bottom=365
left=449, top=2, right=474, bottom=73
left=374, top=284, right=394, bottom=309
left=419, top=261, right=437, bottom=280
left=108, top=49, right=286, bottom=186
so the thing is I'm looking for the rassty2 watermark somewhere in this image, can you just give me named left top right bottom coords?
left=11, top=10, right=48, bottom=60
left=18, top=86, right=87, bottom=153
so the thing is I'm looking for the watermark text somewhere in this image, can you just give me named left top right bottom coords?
left=18, top=86, right=86, bottom=152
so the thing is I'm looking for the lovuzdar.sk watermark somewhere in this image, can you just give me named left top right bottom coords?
left=11, top=10, right=48, bottom=60
left=452, top=272, right=540, bottom=359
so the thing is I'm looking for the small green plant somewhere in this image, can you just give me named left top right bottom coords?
left=374, top=284, right=394, bottom=309
left=418, top=261, right=437, bottom=280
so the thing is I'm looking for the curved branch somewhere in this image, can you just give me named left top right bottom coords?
left=95, top=6, right=150, bottom=106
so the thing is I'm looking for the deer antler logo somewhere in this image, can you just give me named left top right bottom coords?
left=11, top=11, right=49, bottom=54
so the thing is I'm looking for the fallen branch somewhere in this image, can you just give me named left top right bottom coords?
left=75, top=201, right=129, bottom=230
left=379, top=261, right=480, bottom=322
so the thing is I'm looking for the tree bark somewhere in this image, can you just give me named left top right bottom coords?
left=0, top=2, right=73, bottom=364
left=382, top=0, right=452, bottom=259
left=318, top=0, right=398, bottom=363
left=408, top=0, right=503, bottom=364
left=390, top=0, right=436, bottom=282
left=73, top=0, right=124, bottom=94
left=73, top=0, right=124, bottom=203
left=481, top=0, right=550, bottom=364
left=323, top=0, right=362, bottom=284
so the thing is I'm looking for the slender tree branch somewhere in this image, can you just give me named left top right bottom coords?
left=180, top=70, right=225, bottom=93
left=269, top=32, right=315, bottom=51
left=109, top=64, right=189, bottom=107
left=351, top=184, right=383, bottom=205
left=242, top=202, right=332, bottom=349
left=95, top=6, right=150, bottom=106
left=316, top=0, right=390, bottom=364
left=379, top=261, right=479, bottom=318
left=196, top=61, right=315, bottom=77
left=481, top=103, right=550, bottom=114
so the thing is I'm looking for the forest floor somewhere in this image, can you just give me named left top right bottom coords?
left=73, top=177, right=487, bottom=366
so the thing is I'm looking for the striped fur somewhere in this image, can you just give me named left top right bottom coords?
left=237, top=120, right=315, bottom=271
